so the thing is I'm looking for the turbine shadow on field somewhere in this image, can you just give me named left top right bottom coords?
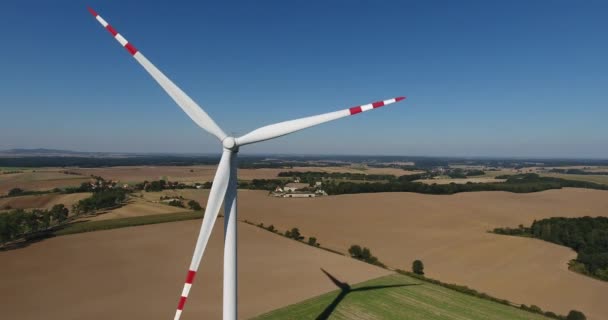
left=316, top=268, right=420, bottom=320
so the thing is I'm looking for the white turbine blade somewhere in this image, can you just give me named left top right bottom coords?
left=87, top=7, right=227, bottom=141
left=235, top=96, right=406, bottom=146
left=174, top=150, right=232, bottom=320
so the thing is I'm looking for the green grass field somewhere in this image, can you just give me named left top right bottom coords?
left=53, top=211, right=203, bottom=236
left=254, top=274, right=550, bottom=320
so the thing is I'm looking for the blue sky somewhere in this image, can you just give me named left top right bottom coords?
left=0, top=0, right=606, bottom=158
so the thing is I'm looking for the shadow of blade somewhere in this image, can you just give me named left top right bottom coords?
left=316, top=268, right=423, bottom=320
left=315, top=290, right=348, bottom=320
left=320, top=268, right=351, bottom=290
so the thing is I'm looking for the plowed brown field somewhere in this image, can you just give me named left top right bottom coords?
left=0, top=220, right=390, bottom=320
left=183, top=188, right=608, bottom=320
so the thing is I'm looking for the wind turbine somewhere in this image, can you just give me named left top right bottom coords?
left=87, top=7, right=406, bottom=320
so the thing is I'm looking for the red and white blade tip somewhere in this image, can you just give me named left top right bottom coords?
left=87, top=7, right=139, bottom=56
left=87, top=7, right=98, bottom=17
left=348, top=96, right=406, bottom=115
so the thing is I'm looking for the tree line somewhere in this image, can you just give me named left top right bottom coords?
left=0, top=204, right=69, bottom=244
left=322, top=174, right=608, bottom=196
left=278, top=171, right=397, bottom=183
left=494, top=216, right=608, bottom=281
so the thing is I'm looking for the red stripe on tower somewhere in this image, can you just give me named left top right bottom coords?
left=372, top=101, right=385, bottom=108
left=395, top=96, right=406, bottom=102
left=125, top=43, right=138, bottom=55
left=349, top=106, right=362, bottom=115
left=185, top=270, right=196, bottom=284
left=177, top=296, right=187, bottom=310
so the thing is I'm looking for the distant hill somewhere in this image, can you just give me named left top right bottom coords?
left=0, top=148, right=128, bottom=158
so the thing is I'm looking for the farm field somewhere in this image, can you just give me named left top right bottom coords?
left=0, top=192, right=90, bottom=211
left=0, top=219, right=391, bottom=320
left=255, top=274, right=549, bottom=320
left=183, top=188, right=608, bottom=319
left=72, top=165, right=420, bottom=183
left=0, top=169, right=89, bottom=193
left=87, top=197, right=188, bottom=221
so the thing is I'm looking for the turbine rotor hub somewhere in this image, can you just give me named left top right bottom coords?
left=222, top=137, right=237, bottom=151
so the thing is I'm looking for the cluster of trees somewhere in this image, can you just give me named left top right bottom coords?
left=166, top=200, right=185, bottom=208
left=134, top=180, right=191, bottom=192
left=238, top=179, right=285, bottom=191
left=3, top=187, right=52, bottom=198
left=494, top=216, right=608, bottom=281
left=72, top=189, right=128, bottom=214
left=322, top=174, right=608, bottom=196
left=277, top=171, right=397, bottom=183
left=531, top=217, right=608, bottom=280
left=348, top=245, right=384, bottom=267
left=187, top=200, right=202, bottom=211
left=0, top=204, right=69, bottom=244
left=254, top=223, right=320, bottom=247
left=520, top=305, right=586, bottom=320
left=445, top=168, right=485, bottom=179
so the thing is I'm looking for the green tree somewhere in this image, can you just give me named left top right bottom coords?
left=308, top=237, right=318, bottom=246
left=412, top=259, right=425, bottom=275
left=349, top=244, right=382, bottom=266
left=349, top=245, right=363, bottom=258
left=187, top=200, right=202, bottom=211
left=23, top=211, right=40, bottom=233
left=8, top=188, right=24, bottom=196
left=287, top=227, right=303, bottom=240
left=50, top=204, right=69, bottom=224
left=566, top=310, right=586, bottom=320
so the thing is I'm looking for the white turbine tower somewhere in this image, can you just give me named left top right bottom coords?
left=88, top=7, right=406, bottom=320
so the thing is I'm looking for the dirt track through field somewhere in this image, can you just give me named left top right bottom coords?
left=0, top=219, right=390, bottom=320
left=206, top=188, right=608, bottom=320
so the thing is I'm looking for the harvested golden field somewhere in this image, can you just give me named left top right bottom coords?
left=0, top=192, right=90, bottom=210
left=87, top=197, right=187, bottom=221
left=177, top=188, right=608, bottom=320
left=0, top=219, right=390, bottom=320
left=0, top=170, right=89, bottom=194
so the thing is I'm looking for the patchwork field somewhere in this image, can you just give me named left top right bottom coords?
left=0, top=219, right=390, bottom=320
left=255, top=274, right=549, bottom=320
left=3, top=166, right=608, bottom=319
left=72, top=165, right=420, bottom=184
left=176, top=188, right=608, bottom=319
